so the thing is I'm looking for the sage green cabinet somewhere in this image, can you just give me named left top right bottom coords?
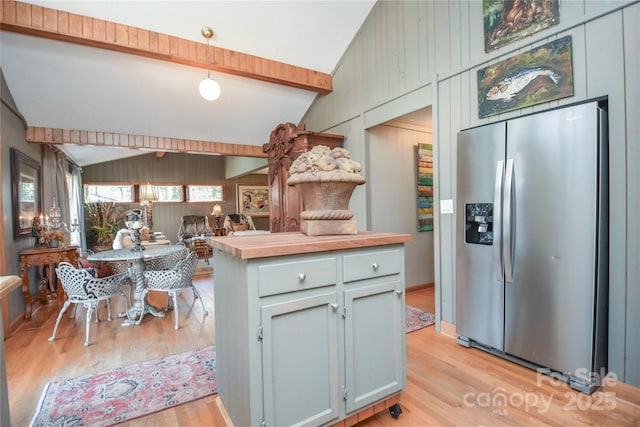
left=213, top=235, right=407, bottom=427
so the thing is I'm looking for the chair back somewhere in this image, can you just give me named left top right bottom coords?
left=177, top=252, right=199, bottom=285
left=56, top=262, right=94, bottom=299
left=178, top=215, right=213, bottom=242
left=56, top=262, right=127, bottom=301
left=223, top=213, right=256, bottom=234
left=145, top=245, right=189, bottom=271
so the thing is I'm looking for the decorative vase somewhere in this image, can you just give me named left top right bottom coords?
left=287, top=145, right=366, bottom=236
left=294, top=181, right=361, bottom=221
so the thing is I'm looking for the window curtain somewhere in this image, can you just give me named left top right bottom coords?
left=70, top=165, right=86, bottom=252
left=41, top=145, right=71, bottom=235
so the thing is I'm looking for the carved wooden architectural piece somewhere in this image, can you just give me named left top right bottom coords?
left=263, top=123, right=344, bottom=232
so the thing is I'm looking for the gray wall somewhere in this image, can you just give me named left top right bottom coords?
left=302, top=0, right=639, bottom=386
left=1, top=70, right=44, bottom=325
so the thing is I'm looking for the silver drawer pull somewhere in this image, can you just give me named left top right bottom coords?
left=331, top=303, right=338, bottom=311
left=371, top=262, right=379, bottom=271
left=298, top=273, right=306, bottom=282
left=395, top=289, right=403, bottom=295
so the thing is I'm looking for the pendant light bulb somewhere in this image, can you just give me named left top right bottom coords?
left=199, top=77, right=221, bottom=101
left=199, top=26, right=220, bottom=101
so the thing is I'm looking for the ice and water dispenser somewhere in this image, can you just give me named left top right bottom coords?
left=465, top=203, right=493, bottom=245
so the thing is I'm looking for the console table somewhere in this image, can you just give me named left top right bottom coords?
left=20, top=246, right=79, bottom=320
left=210, top=231, right=411, bottom=426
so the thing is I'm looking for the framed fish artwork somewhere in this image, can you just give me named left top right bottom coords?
left=477, top=35, right=574, bottom=119
left=484, top=0, right=560, bottom=53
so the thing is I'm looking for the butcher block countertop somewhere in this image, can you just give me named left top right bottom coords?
left=209, top=231, right=412, bottom=260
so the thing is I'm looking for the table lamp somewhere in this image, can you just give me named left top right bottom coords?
left=211, top=204, right=223, bottom=228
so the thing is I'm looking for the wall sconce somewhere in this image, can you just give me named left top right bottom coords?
left=199, top=26, right=221, bottom=101
left=211, top=203, right=223, bottom=228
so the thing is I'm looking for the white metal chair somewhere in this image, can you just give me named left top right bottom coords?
left=142, top=252, right=207, bottom=329
left=49, top=262, right=130, bottom=346
left=144, top=243, right=189, bottom=271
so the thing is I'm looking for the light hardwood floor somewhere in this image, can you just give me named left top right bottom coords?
left=5, top=277, right=640, bottom=426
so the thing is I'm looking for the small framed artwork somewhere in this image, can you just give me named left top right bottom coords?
left=237, top=185, right=270, bottom=217
left=477, top=35, right=574, bottom=118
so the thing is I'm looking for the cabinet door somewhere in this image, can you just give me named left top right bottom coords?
left=344, top=280, right=405, bottom=413
left=261, top=292, right=340, bottom=426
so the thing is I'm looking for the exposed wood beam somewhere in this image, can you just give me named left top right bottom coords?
left=25, top=127, right=268, bottom=158
left=0, top=1, right=333, bottom=94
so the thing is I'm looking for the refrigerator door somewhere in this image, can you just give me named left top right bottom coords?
left=456, top=122, right=506, bottom=351
left=504, top=102, right=600, bottom=374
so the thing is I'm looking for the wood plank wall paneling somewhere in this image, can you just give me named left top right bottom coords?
left=0, top=1, right=332, bottom=94
left=622, top=1, right=640, bottom=387
left=82, top=152, right=269, bottom=241
left=301, top=0, right=640, bottom=386
left=25, top=127, right=267, bottom=159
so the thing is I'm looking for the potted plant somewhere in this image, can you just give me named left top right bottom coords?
left=85, top=202, right=123, bottom=251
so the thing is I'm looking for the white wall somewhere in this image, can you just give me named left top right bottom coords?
left=303, top=0, right=640, bottom=386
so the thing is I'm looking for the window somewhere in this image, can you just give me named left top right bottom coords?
left=187, top=185, right=224, bottom=202
left=156, top=185, right=184, bottom=202
left=84, top=184, right=133, bottom=202
left=83, top=183, right=225, bottom=203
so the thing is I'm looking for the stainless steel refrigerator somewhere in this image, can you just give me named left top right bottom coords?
left=456, top=100, right=608, bottom=394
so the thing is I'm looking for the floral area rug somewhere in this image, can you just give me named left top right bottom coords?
left=30, top=346, right=216, bottom=427
left=405, top=304, right=436, bottom=333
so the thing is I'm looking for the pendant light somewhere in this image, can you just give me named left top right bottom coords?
left=199, top=26, right=221, bottom=101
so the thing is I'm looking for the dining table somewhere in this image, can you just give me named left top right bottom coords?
left=86, top=245, right=185, bottom=325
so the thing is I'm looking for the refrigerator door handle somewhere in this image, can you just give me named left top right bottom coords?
left=494, top=160, right=504, bottom=282
left=504, top=158, right=514, bottom=283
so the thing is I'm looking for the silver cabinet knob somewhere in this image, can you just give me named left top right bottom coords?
left=371, top=262, right=379, bottom=271
left=395, top=289, right=403, bottom=295
left=331, top=303, right=338, bottom=310
left=298, top=273, right=306, bottom=281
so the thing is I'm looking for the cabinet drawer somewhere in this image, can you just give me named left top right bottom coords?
left=343, top=248, right=401, bottom=283
left=258, top=256, right=337, bottom=297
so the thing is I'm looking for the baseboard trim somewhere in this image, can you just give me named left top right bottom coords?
left=439, top=320, right=457, bottom=339
left=406, top=282, right=434, bottom=292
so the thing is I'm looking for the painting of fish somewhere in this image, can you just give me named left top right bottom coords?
left=486, top=66, right=560, bottom=101
left=477, top=36, right=574, bottom=118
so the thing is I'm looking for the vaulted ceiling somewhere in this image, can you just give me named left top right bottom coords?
left=1, top=0, right=377, bottom=166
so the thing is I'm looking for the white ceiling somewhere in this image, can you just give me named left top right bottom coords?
left=1, top=0, right=377, bottom=166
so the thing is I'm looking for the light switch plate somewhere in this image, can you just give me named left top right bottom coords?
left=440, top=199, right=453, bottom=214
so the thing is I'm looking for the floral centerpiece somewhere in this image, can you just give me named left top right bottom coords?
left=287, top=145, right=365, bottom=235
left=41, top=229, right=67, bottom=248
left=31, top=216, right=68, bottom=247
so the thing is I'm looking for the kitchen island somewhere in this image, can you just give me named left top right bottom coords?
left=210, top=231, right=412, bottom=426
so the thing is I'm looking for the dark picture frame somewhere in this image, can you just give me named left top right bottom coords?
left=11, top=148, right=42, bottom=240
left=477, top=35, right=574, bottom=118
